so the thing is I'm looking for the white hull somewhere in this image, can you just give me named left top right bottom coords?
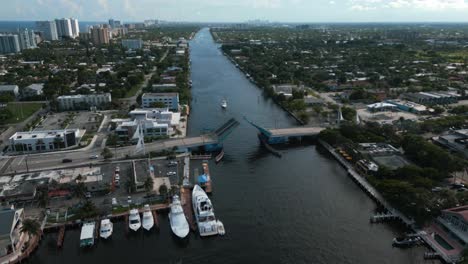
left=169, top=195, right=190, bottom=238
left=99, top=219, right=113, bottom=239
left=192, top=185, right=218, bottom=237
left=129, top=209, right=141, bottom=231
left=142, top=211, right=154, bottom=231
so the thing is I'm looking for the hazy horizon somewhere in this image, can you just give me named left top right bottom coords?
left=2, top=0, right=468, bottom=23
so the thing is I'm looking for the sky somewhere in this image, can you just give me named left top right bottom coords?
left=1, top=0, right=468, bottom=23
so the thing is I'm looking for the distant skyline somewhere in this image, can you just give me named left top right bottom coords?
left=1, top=0, right=468, bottom=23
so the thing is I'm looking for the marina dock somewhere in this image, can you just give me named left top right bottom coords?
left=56, top=226, right=65, bottom=248
left=181, top=187, right=196, bottom=231
left=202, top=161, right=212, bottom=194
left=319, top=139, right=455, bottom=263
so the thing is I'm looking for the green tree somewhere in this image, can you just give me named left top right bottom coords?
left=20, top=219, right=41, bottom=239
left=101, top=147, right=113, bottom=159
left=144, top=177, right=154, bottom=193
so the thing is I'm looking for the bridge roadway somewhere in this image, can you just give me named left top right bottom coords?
left=268, top=127, right=325, bottom=137
left=0, top=135, right=217, bottom=175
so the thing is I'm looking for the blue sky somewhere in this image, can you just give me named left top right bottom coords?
left=2, top=0, right=468, bottom=22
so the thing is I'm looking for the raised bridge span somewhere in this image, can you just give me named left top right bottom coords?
left=244, top=117, right=325, bottom=144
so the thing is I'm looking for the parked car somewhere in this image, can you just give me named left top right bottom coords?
left=166, top=171, right=176, bottom=176
left=112, top=197, right=118, bottom=206
left=85, top=192, right=92, bottom=199
left=62, top=158, right=72, bottom=163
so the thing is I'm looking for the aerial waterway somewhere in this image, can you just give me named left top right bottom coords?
left=29, top=28, right=428, bottom=264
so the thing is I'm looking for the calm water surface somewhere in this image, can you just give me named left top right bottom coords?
left=28, top=28, right=431, bottom=264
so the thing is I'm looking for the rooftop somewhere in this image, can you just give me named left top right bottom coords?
left=0, top=209, right=15, bottom=236
left=443, top=205, right=468, bottom=222
left=10, top=129, right=79, bottom=140
left=142, top=92, right=179, bottom=97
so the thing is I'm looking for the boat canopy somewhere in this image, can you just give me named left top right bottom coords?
left=198, top=174, right=208, bottom=183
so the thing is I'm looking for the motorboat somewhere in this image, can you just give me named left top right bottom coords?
left=80, top=222, right=95, bottom=247
left=220, top=99, right=227, bottom=109
left=129, top=208, right=141, bottom=231
left=217, top=220, right=225, bottom=236
left=169, top=195, right=190, bottom=238
left=142, top=204, right=154, bottom=231
left=99, top=219, right=113, bottom=239
left=192, top=185, right=218, bottom=236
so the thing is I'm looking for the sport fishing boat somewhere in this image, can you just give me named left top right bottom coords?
left=192, top=185, right=218, bottom=236
left=169, top=195, right=190, bottom=238
left=129, top=208, right=141, bottom=231
left=99, top=219, right=113, bottom=239
left=142, top=204, right=154, bottom=231
left=220, top=99, right=227, bottom=109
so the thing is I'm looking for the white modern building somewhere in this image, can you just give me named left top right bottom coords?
left=141, top=93, right=179, bottom=111
left=114, top=119, right=169, bottom=141
left=35, top=21, right=58, bottom=41
left=70, top=18, right=79, bottom=38
left=9, top=129, right=81, bottom=152
left=129, top=108, right=180, bottom=127
left=0, top=34, right=20, bottom=54
left=0, top=208, right=24, bottom=257
left=122, top=39, right=143, bottom=50
left=55, top=18, right=73, bottom=39
left=0, top=85, right=19, bottom=97
left=57, top=93, right=111, bottom=110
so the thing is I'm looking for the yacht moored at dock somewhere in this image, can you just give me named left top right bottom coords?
left=142, top=204, right=154, bottom=231
left=99, top=219, right=113, bottom=239
left=192, top=185, right=218, bottom=236
left=80, top=222, right=96, bottom=247
left=169, top=195, right=190, bottom=238
left=129, top=208, right=141, bottom=231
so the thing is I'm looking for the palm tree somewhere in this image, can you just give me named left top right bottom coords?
left=144, top=177, right=154, bottom=193
left=20, top=219, right=41, bottom=240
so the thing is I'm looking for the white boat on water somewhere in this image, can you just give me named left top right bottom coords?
left=217, top=220, right=225, bottom=236
left=99, top=219, right=113, bottom=239
left=192, top=185, right=218, bottom=236
left=169, top=195, right=190, bottom=238
left=220, top=99, right=227, bottom=109
left=129, top=208, right=141, bottom=231
left=80, top=222, right=95, bottom=247
left=142, top=204, right=154, bottom=231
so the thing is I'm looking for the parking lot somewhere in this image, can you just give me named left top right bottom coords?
left=34, top=111, right=103, bottom=133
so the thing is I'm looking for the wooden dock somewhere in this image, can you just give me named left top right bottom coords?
left=152, top=210, right=159, bottom=228
left=202, top=161, right=212, bottom=194
left=181, top=187, right=196, bottom=231
left=319, top=139, right=457, bottom=264
left=56, top=226, right=65, bottom=248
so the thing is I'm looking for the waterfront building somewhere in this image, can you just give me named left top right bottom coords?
left=55, top=18, right=73, bottom=39
left=0, top=34, right=20, bottom=54
left=9, top=129, right=81, bottom=152
left=122, top=39, right=143, bottom=50
left=17, top=29, right=36, bottom=50
left=0, top=85, right=19, bottom=97
left=57, top=93, right=111, bottom=110
left=130, top=108, right=181, bottom=127
left=141, top=93, right=179, bottom=111
left=90, top=26, right=110, bottom=45
left=114, top=119, right=169, bottom=141
left=70, top=18, right=79, bottom=38
left=35, top=21, right=58, bottom=41
left=109, top=19, right=121, bottom=28
left=0, top=208, right=25, bottom=257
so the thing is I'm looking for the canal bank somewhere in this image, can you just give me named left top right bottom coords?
left=28, top=28, right=431, bottom=264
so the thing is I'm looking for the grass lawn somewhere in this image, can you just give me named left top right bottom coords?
left=124, top=84, right=141, bottom=98
left=5, top=102, right=43, bottom=124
